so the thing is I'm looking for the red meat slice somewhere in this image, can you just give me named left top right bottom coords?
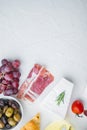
left=24, top=67, right=54, bottom=102
left=30, top=68, right=54, bottom=94
left=24, top=94, right=35, bottom=102
left=27, top=64, right=42, bottom=78
left=17, top=64, right=42, bottom=98
left=17, top=80, right=28, bottom=99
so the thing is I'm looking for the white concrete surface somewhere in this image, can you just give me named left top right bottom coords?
left=0, top=0, right=87, bottom=130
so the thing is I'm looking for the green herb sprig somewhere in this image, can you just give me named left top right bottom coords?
left=56, top=91, right=65, bottom=105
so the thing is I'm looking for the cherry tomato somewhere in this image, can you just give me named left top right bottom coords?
left=84, top=110, right=87, bottom=116
left=71, top=100, right=84, bottom=114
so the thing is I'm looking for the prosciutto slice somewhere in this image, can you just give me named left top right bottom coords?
left=17, top=64, right=54, bottom=102
left=17, top=64, right=42, bottom=99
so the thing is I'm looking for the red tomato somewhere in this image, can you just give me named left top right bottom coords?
left=71, top=100, right=84, bottom=114
left=84, top=110, right=87, bottom=116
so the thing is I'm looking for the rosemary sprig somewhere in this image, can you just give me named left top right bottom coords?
left=56, top=91, right=65, bottom=105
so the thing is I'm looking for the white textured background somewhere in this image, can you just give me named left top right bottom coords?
left=0, top=0, right=87, bottom=130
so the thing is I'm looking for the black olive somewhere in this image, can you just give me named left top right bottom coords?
left=0, top=99, right=4, bottom=107
left=4, top=100, right=9, bottom=105
left=8, top=100, right=12, bottom=106
left=1, top=115, right=7, bottom=124
left=11, top=100, right=20, bottom=109
left=5, top=124, right=12, bottom=129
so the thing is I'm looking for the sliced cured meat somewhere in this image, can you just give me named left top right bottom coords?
left=17, top=64, right=54, bottom=102
left=27, top=64, right=42, bottom=78
left=24, top=93, right=35, bottom=102
left=17, top=80, right=29, bottom=99
left=17, top=64, right=42, bottom=99
left=30, top=67, right=54, bottom=94
left=24, top=67, right=54, bottom=102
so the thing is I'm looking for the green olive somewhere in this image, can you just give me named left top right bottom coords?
left=0, top=108, right=3, bottom=118
left=14, top=109, right=19, bottom=114
left=0, top=112, right=3, bottom=118
left=13, top=113, right=21, bottom=122
left=0, top=108, right=2, bottom=112
left=3, top=105, right=8, bottom=113
left=8, top=118, right=17, bottom=126
left=5, top=107, right=14, bottom=117
left=0, top=120, right=4, bottom=128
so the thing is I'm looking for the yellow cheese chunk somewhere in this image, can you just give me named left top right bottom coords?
left=45, top=120, right=74, bottom=130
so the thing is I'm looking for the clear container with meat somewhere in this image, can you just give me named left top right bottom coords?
left=17, top=64, right=54, bottom=102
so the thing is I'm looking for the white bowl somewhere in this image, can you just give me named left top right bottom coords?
left=0, top=95, right=23, bottom=130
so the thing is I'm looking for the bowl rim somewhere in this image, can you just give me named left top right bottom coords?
left=0, top=95, right=23, bottom=130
